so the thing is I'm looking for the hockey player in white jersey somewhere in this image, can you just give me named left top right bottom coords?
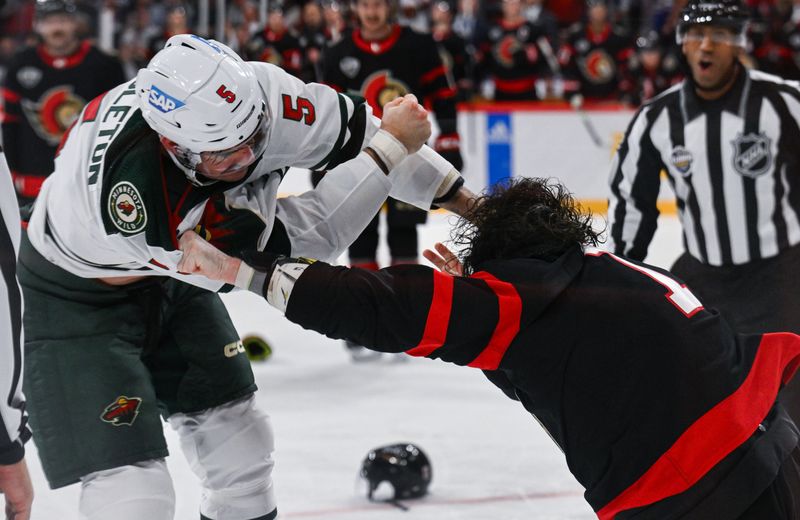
left=19, top=34, right=472, bottom=520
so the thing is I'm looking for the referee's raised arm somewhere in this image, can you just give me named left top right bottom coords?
left=0, top=145, right=33, bottom=519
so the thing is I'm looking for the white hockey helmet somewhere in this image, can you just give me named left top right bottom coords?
left=136, top=34, right=269, bottom=185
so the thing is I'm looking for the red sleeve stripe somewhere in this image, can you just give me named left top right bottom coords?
left=1, top=88, right=20, bottom=103
left=427, top=87, right=458, bottom=101
left=597, top=332, right=800, bottom=520
left=466, top=272, right=522, bottom=370
left=81, top=92, right=107, bottom=123
left=420, top=65, right=447, bottom=85
left=405, top=270, right=454, bottom=357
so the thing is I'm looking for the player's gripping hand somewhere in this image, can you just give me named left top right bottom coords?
left=423, top=242, right=464, bottom=276
left=177, top=230, right=240, bottom=285
left=379, top=94, right=431, bottom=154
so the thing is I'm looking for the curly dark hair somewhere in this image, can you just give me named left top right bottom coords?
left=453, top=177, right=602, bottom=274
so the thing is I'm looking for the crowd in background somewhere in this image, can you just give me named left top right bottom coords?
left=2, top=0, right=800, bottom=106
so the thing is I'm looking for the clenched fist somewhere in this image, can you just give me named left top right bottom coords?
left=379, top=94, right=431, bottom=154
left=177, top=230, right=240, bottom=285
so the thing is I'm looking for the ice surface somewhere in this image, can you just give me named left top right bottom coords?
left=24, top=211, right=684, bottom=519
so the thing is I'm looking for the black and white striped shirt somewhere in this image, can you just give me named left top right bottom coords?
left=0, top=146, right=29, bottom=465
left=608, top=67, right=800, bottom=266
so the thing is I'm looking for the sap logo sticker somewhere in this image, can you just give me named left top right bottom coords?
left=148, top=85, right=185, bottom=113
left=190, top=35, right=222, bottom=53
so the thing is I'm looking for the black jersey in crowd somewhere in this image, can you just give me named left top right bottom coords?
left=322, top=24, right=458, bottom=139
left=476, top=19, right=552, bottom=101
left=559, top=22, right=635, bottom=101
left=246, top=27, right=304, bottom=79
left=1, top=40, right=125, bottom=203
left=275, top=245, right=800, bottom=519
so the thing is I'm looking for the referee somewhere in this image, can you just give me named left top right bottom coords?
left=608, top=0, right=800, bottom=424
left=0, top=146, right=33, bottom=519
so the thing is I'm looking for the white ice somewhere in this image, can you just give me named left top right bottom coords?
left=24, top=209, right=685, bottom=520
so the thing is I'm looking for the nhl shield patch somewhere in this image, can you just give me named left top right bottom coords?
left=101, top=396, right=142, bottom=426
left=108, top=181, right=147, bottom=234
left=732, top=132, right=773, bottom=178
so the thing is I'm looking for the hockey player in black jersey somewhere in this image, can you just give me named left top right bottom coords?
left=321, top=0, right=463, bottom=359
left=0, top=0, right=125, bottom=205
left=558, top=0, right=635, bottom=102
left=181, top=177, right=800, bottom=519
left=245, top=3, right=304, bottom=79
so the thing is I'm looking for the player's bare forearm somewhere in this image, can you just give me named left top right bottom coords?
left=438, top=185, right=477, bottom=217
left=0, top=458, right=33, bottom=520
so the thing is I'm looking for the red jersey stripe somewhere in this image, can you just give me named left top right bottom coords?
left=597, top=332, right=800, bottom=519
left=1, top=88, right=21, bottom=103
left=427, top=86, right=458, bottom=101
left=420, top=65, right=446, bottom=85
left=82, top=92, right=107, bottom=123
left=467, top=272, right=522, bottom=370
left=494, top=77, right=537, bottom=93
left=405, top=270, right=454, bottom=357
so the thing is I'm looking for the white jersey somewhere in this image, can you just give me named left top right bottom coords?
left=0, top=148, right=29, bottom=463
left=27, top=62, right=454, bottom=291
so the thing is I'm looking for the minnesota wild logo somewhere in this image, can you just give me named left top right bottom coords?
left=101, top=396, right=142, bottom=426
left=108, top=181, right=147, bottom=234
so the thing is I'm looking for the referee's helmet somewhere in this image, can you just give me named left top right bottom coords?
left=677, top=1, right=748, bottom=47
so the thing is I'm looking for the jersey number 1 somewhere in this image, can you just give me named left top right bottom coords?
left=586, top=248, right=704, bottom=318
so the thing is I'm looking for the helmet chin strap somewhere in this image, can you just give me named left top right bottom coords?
left=163, top=147, right=220, bottom=187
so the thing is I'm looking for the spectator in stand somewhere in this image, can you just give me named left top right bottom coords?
left=431, top=0, right=475, bottom=100
left=524, top=0, right=559, bottom=46
left=227, top=1, right=260, bottom=56
left=117, top=2, right=160, bottom=77
left=0, top=0, right=125, bottom=205
left=246, top=3, right=304, bottom=79
left=476, top=0, right=553, bottom=100
left=322, top=0, right=348, bottom=44
left=558, top=0, right=635, bottom=103
left=398, top=0, right=429, bottom=33
left=548, top=0, right=584, bottom=27
left=626, top=30, right=683, bottom=105
left=452, top=0, right=484, bottom=42
left=749, top=0, right=800, bottom=80
left=297, top=0, right=328, bottom=82
left=0, top=35, right=16, bottom=85
left=146, top=5, right=190, bottom=60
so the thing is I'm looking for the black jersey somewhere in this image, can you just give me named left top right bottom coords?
left=559, top=23, right=634, bottom=101
left=0, top=41, right=125, bottom=202
left=476, top=20, right=551, bottom=101
left=433, top=28, right=474, bottom=101
left=297, top=26, right=329, bottom=83
left=279, top=245, right=800, bottom=518
left=626, top=50, right=683, bottom=106
left=246, top=28, right=304, bottom=79
left=322, top=25, right=458, bottom=139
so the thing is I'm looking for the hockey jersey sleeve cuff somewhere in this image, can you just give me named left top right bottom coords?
left=368, top=129, right=408, bottom=172
left=0, top=440, right=25, bottom=466
left=433, top=172, right=464, bottom=204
